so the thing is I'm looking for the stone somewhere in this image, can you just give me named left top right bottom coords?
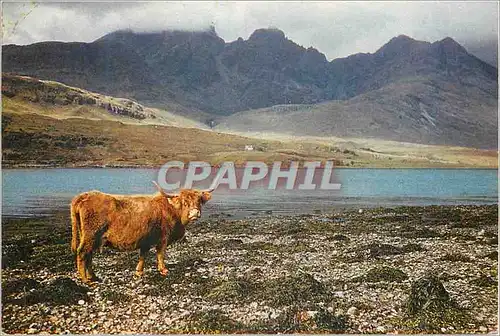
left=306, top=310, right=318, bottom=318
left=334, top=291, right=345, bottom=298
left=78, top=300, right=85, bottom=305
left=347, top=306, right=359, bottom=316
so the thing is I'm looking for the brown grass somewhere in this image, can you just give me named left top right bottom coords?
left=2, top=112, right=342, bottom=167
left=2, top=98, right=497, bottom=169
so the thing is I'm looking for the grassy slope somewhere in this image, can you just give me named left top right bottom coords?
left=1, top=74, right=497, bottom=168
left=2, top=110, right=496, bottom=168
left=216, top=131, right=498, bottom=169
left=2, top=111, right=352, bottom=168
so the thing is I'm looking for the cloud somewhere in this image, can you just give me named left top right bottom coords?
left=2, top=1, right=498, bottom=62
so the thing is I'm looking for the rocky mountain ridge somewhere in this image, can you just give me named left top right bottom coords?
left=4, top=28, right=496, bottom=115
left=2, top=28, right=497, bottom=148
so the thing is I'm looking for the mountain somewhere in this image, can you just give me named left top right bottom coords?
left=2, top=27, right=332, bottom=115
left=215, top=34, right=497, bottom=149
left=215, top=75, right=497, bottom=149
left=326, top=35, right=497, bottom=99
left=2, top=29, right=498, bottom=148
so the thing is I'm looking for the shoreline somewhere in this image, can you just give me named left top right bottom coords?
left=1, top=204, right=498, bottom=334
left=2, top=197, right=499, bottom=222
left=2, top=164, right=499, bottom=169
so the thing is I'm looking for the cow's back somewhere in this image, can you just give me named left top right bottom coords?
left=81, top=192, right=164, bottom=251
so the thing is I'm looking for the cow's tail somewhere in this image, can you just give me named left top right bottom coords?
left=70, top=197, right=82, bottom=253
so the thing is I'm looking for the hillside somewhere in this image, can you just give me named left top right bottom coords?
left=1, top=73, right=497, bottom=168
left=1, top=74, right=207, bottom=128
left=216, top=75, right=498, bottom=149
left=1, top=109, right=496, bottom=169
left=6, top=108, right=381, bottom=168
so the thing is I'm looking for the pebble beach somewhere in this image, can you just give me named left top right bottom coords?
left=1, top=205, right=498, bottom=334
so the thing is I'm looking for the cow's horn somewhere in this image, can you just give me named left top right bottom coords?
left=204, top=187, right=216, bottom=193
left=152, top=181, right=178, bottom=197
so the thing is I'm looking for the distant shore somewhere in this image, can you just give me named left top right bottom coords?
left=2, top=163, right=498, bottom=169
left=3, top=110, right=498, bottom=170
left=2, top=205, right=497, bottom=334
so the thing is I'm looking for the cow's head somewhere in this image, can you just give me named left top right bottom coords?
left=153, top=182, right=213, bottom=225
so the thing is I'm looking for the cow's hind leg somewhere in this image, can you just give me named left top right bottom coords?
left=76, top=231, right=98, bottom=284
left=85, top=233, right=106, bottom=282
left=156, top=241, right=168, bottom=276
left=77, top=242, right=93, bottom=283
left=85, top=253, right=100, bottom=282
left=76, top=250, right=86, bottom=282
left=135, top=246, right=149, bottom=277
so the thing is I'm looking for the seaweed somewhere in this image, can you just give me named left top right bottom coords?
left=7, top=277, right=89, bottom=306
left=185, top=309, right=243, bottom=333
left=353, top=266, right=408, bottom=283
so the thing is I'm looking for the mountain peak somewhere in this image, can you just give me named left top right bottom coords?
left=436, top=36, right=467, bottom=53
left=249, top=27, right=286, bottom=42
left=375, top=34, right=429, bottom=58
left=394, top=34, right=416, bottom=41
left=440, top=36, right=460, bottom=45
left=379, top=34, right=418, bottom=48
left=95, top=26, right=222, bottom=43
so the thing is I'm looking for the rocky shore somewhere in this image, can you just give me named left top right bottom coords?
left=2, top=205, right=498, bottom=334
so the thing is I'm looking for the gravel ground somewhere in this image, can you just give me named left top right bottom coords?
left=1, top=205, right=498, bottom=334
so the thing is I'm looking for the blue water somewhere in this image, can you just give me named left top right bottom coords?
left=1, top=168, right=497, bottom=218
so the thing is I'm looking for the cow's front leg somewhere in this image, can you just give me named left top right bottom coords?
left=156, top=241, right=168, bottom=276
left=135, top=247, right=148, bottom=277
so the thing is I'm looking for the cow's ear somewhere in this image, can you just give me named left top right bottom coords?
left=152, top=181, right=178, bottom=198
left=201, top=191, right=212, bottom=203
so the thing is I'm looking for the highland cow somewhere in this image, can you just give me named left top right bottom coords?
left=70, top=182, right=212, bottom=283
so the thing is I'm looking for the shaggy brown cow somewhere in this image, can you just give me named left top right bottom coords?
left=70, top=182, right=212, bottom=283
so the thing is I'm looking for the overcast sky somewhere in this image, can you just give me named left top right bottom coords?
left=2, top=1, right=498, bottom=64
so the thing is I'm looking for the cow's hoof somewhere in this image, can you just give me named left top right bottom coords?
left=82, top=279, right=98, bottom=287
left=88, top=275, right=101, bottom=282
left=135, top=270, right=144, bottom=277
left=159, top=268, right=169, bottom=276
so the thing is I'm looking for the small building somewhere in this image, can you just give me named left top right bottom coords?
left=244, top=145, right=254, bottom=151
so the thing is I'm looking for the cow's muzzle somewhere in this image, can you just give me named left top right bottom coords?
left=188, top=209, right=201, bottom=221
